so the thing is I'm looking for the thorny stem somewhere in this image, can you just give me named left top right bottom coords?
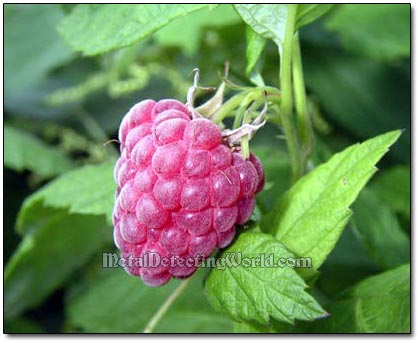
left=292, top=33, right=314, bottom=168
left=279, top=4, right=303, bottom=183
left=143, top=278, right=192, bottom=333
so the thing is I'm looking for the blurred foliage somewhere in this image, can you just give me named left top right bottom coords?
left=4, top=4, right=410, bottom=333
left=66, top=268, right=232, bottom=333
left=4, top=125, right=74, bottom=179
left=325, top=4, right=410, bottom=61
left=352, top=188, right=410, bottom=270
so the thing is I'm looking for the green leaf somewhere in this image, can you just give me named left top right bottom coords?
left=352, top=188, right=410, bottom=270
left=67, top=268, right=231, bottom=333
left=4, top=213, right=108, bottom=319
left=235, top=4, right=333, bottom=49
left=370, top=165, right=410, bottom=220
left=326, top=4, right=410, bottom=61
left=262, top=130, right=401, bottom=272
left=296, top=4, right=334, bottom=28
left=58, top=4, right=212, bottom=56
left=4, top=4, right=74, bottom=94
left=305, top=264, right=410, bottom=333
left=205, top=231, right=326, bottom=326
left=155, top=4, right=240, bottom=56
left=17, top=162, right=116, bottom=233
left=234, top=5, right=287, bottom=47
left=245, top=27, right=266, bottom=86
left=5, top=125, right=74, bottom=179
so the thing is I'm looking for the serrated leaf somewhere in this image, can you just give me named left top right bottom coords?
left=4, top=213, right=108, bottom=319
left=17, top=162, right=116, bottom=234
left=5, top=125, right=74, bottom=179
left=326, top=4, right=410, bottom=61
left=353, top=188, right=410, bottom=270
left=370, top=165, right=410, bottom=220
left=262, top=130, right=401, bottom=271
left=205, top=232, right=326, bottom=326
left=67, top=268, right=231, bottom=333
left=304, top=264, right=410, bottom=333
left=58, top=4, right=212, bottom=56
left=4, top=4, right=74, bottom=94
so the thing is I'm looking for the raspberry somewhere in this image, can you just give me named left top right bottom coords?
left=113, top=99, right=265, bottom=286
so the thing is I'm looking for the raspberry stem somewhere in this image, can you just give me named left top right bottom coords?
left=292, top=33, right=314, bottom=166
left=240, top=108, right=251, bottom=160
left=143, top=278, right=192, bottom=333
left=279, top=5, right=304, bottom=183
left=212, top=87, right=280, bottom=125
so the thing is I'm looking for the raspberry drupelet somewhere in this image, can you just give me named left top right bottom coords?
left=113, top=99, right=264, bottom=286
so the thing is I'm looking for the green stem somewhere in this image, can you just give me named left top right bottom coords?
left=212, top=87, right=281, bottom=125
left=292, top=33, right=314, bottom=168
left=279, top=4, right=303, bottom=183
left=212, top=92, right=252, bottom=125
left=240, top=105, right=253, bottom=160
left=233, top=104, right=247, bottom=130
left=143, top=279, right=191, bottom=333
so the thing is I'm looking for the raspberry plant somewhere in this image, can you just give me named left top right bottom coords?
left=4, top=4, right=410, bottom=334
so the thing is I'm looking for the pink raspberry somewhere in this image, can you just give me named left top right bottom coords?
left=113, top=99, right=265, bottom=286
